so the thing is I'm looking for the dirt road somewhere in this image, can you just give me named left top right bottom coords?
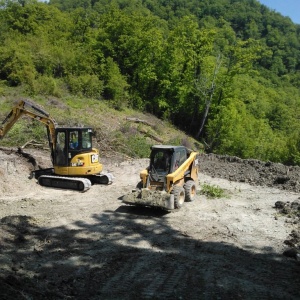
left=0, top=148, right=299, bottom=299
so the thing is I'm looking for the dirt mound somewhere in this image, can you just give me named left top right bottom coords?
left=0, top=148, right=36, bottom=195
left=199, top=153, right=300, bottom=192
left=275, top=200, right=300, bottom=260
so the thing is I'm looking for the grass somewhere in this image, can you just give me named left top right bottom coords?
left=200, top=183, right=228, bottom=199
left=0, top=91, right=204, bottom=157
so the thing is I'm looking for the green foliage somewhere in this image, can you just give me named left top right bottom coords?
left=126, top=135, right=151, bottom=158
left=113, top=128, right=151, bottom=158
left=286, top=131, right=300, bottom=165
left=0, top=118, right=48, bottom=147
left=0, top=81, right=5, bottom=96
left=103, top=57, right=129, bottom=110
left=0, top=0, right=300, bottom=165
left=0, top=36, right=36, bottom=87
left=66, top=74, right=104, bottom=98
left=200, top=183, right=228, bottom=199
left=33, top=75, right=62, bottom=97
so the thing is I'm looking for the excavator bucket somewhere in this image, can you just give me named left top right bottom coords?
left=122, top=188, right=175, bottom=210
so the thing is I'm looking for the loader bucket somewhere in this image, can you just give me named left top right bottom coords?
left=122, top=188, right=175, bottom=210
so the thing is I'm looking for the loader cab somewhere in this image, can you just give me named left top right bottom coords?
left=54, top=127, right=93, bottom=166
left=149, top=145, right=188, bottom=179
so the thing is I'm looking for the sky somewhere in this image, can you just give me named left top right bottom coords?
left=258, top=0, right=300, bottom=24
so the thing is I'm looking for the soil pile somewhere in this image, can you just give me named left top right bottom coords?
left=199, top=153, right=300, bottom=192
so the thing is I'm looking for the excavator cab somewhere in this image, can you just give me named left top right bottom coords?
left=53, top=127, right=103, bottom=178
left=54, top=128, right=93, bottom=167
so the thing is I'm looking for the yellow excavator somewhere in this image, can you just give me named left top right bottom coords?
left=0, top=100, right=113, bottom=191
left=122, top=145, right=199, bottom=210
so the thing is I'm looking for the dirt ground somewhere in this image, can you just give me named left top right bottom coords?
left=0, top=148, right=299, bottom=300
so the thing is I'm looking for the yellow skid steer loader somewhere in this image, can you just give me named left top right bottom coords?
left=122, top=145, right=199, bottom=210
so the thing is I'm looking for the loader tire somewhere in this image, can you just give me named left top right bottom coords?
left=172, top=186, right=185, bottom=209
left=184, top=180, right=196, bottom=202
left=136, top=181, right=143, bottom=189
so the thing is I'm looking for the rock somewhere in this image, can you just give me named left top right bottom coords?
left=274, top=201, right=285, bottom=209
left=283, top=248, right=299, bottom=259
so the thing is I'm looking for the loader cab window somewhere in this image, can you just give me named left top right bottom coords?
left=173, top=152, right=181, bottom=170
left=152, top=151, right=171, bottom=173
left=173, top=148, right=187, bottom=171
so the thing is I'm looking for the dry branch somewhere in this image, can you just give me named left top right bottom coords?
left=138, top=128, right=163, bottom=143
left=126, top=117, right=154, bottom=127
left=21, top=140, right=48, bottom=150
left=0, top=146, right=16, bottom=154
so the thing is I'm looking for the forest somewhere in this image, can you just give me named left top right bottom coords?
left=0, top=0, right=300, bottom=164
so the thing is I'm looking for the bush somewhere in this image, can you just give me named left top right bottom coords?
left=33, top=76, right=62, bottom=97
left=66, top=75, right=104, bottom=98
left=200, top=183, right=227, bottom=199
left=0, top=119, right=48, bottom=147
left=127, top=135, right=151, bottom=158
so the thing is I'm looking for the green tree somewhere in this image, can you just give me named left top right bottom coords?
left=159, top=16, right=216, bottom=123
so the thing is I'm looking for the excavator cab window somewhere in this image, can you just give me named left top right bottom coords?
left=55, top=131, right=67, bottom=166
left=69, top=131, right=79, bottom=150
left=68, top=129, right=92, bottom=151
left=81, top=129, right=92, bottom=149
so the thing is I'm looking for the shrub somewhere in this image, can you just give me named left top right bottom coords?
left=112, top=129, right=151, bottom=159
left=66, top=75, right=104, bottom=98
left=200, top=183, right=227, bottom=199
left=33, top=75, right=62, bottom=97
left=0, top=119, right=48, bottom=147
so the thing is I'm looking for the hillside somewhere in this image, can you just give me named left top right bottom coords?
left=0, top=0, right=300, bottom=164
left=0, top=97, right=203, bottom=159
left=1, top=96, right=299, bottom=298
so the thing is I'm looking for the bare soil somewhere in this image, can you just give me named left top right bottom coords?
left=0, top=148, right=299, bottom=300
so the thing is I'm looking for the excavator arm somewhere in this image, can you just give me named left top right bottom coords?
left=0, top=100, right=57, bottom=162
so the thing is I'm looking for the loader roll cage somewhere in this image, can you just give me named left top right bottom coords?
left=150, top=145, right=188, bottom=175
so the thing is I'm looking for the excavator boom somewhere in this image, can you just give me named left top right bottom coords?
left=0, top=100, right=57, bottom=138
left=0, top=100, right=57, bottom=160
